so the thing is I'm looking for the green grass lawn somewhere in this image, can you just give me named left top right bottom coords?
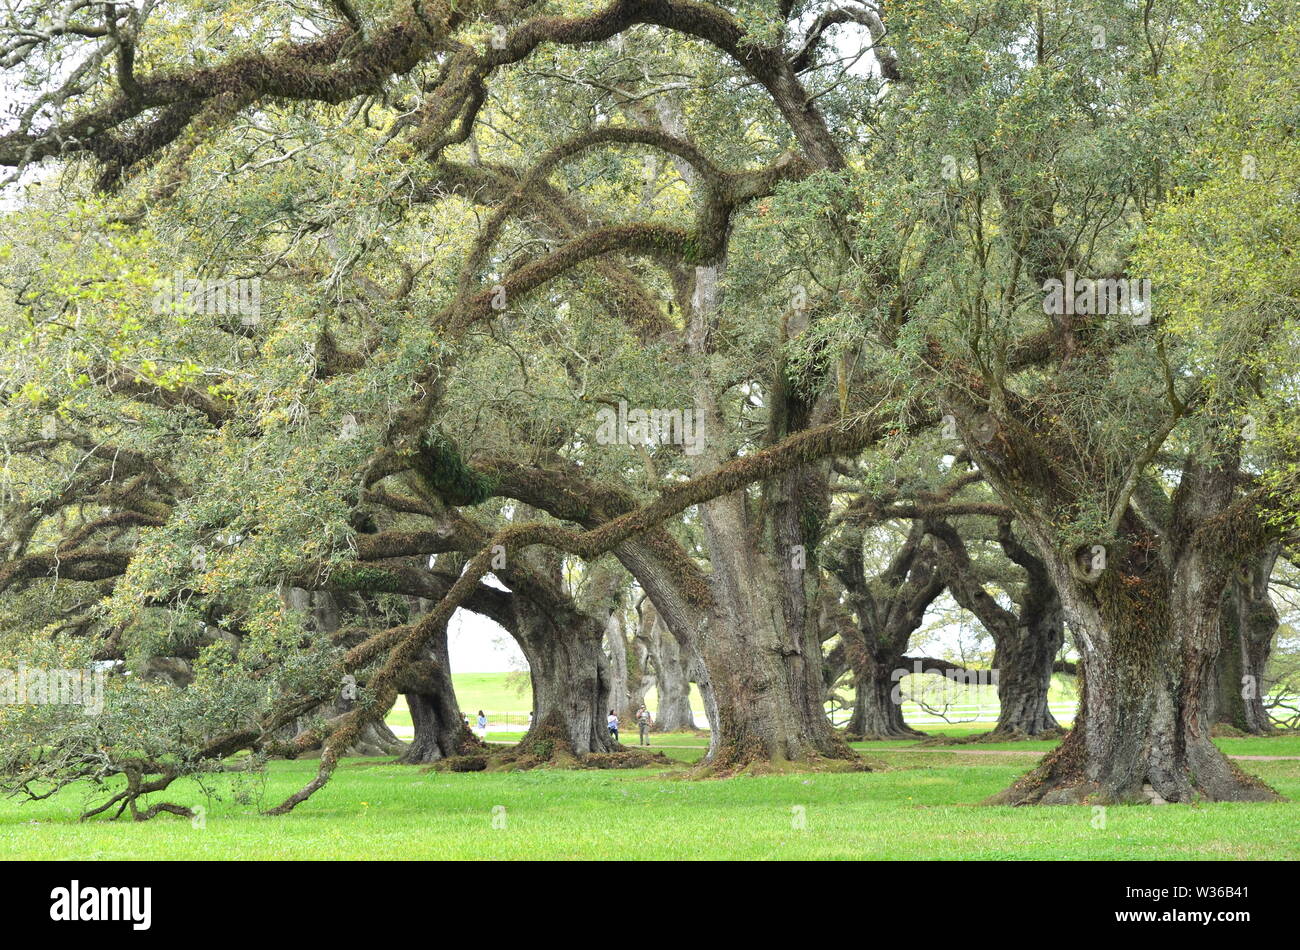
left=4, top=731, right=1298, bottom=860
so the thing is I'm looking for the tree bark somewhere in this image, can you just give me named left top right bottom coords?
left=977, top=455, right=1280, bottom=804
left=825, top=523, right=944, bottom=739
left=990, top=610, right=1064, bottom=736
left=605, top=608, right=634, bottom=723
left=647, top=611, right=696, bottom=730
left=512, top=597, right=620, bottom=758
left=1212, top=545, right=1279, bottom=735
left=675, top=260, right=854, bottom=770
left=693, top=490, right=850, bottom=767
left=844, top=649, right=922, bottom=738
left=398, top=609, right=480, bottom=764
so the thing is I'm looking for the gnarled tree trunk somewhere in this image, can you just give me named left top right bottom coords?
left=646, top=609, right=696, bottom=730
left=398, top=610, right=481, bottom=764
left=981, top=458, right=1279, bottom=805
left=1212, top=544, right=1279, bottom=735
left=844, top=649, right=922, bottom=738
left=513, top=600, right=620, bottom=758
left=825, top=522, right=944, bottom=740
left=677, top=262, right=853, bottom=770
left=694, top=491, right=850, bottom=768
left=991, top=612, right=1064, bottom=736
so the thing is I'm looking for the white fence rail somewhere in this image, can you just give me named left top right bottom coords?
left=888, top=702, right=1077, bottom=727
left=390, top=703, right=1081, bottom=736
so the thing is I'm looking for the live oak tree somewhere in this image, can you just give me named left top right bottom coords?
left=869, top=0, right=1299, bottom=803
left=823, top=453, right=1069, bottom=738
left=1212, top=544, right=1280, bottom=736
left=822, top=520, right=944, bottom=739
left=1, top=0, right=920, bottom=798
left=926, top=514, right=1066, bottom=738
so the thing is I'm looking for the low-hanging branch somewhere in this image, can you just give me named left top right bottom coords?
left=269, top=408, right=900, bottom=813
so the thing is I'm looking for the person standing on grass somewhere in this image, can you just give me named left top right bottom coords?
left=477, top=710, right=487, bottom=739
left=607, top=710, right=619, bottom=743
left=636, top=705, right=652, bottom=746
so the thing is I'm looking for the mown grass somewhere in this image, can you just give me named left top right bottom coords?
left=3, top=733, right=1298, bottom=860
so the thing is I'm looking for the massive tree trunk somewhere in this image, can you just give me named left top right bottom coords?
left=1213, top=545, right=1279, bottom=735
left=646, top=610, right=696, bottom=731
left=824, top=523, right=944, bottom=740
left=991, top=611, right=1064, bottom=736
left=512, top=599, right=620, bottom=758
left=995, top=567, right=1273, bottom=803
left=674, top=258, right=854, bottom=771
left=844, top=648, right=921, bottom=739
left=693, top=490, right=850, bottom=768
left=978, top=455, right=1280, bottom=805
left=398, top=609, right=481, bottom=764
left=612, top=94, right=852, bottom=770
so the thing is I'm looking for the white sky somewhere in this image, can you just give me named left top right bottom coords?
left=448, top=609, right=526, bottom=673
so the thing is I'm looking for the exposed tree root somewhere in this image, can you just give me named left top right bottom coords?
left=426, top=746, right=677, bottom=773
left=686, top=731, right=876, bottom=778
left=399, top=721, right=487, bottom=765
left=690, top=755, right=878, bottom=779
left=983, top=728, right=1282, bottom=805
left=423, top=717, right=678, bottom=773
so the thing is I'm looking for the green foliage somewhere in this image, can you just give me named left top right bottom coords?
left=412, top=431, right=498, bottom=506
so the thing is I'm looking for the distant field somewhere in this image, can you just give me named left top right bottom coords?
left=385, top=672, right=1078, bottom=734
left=387, top=673, right=711, bottom=732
